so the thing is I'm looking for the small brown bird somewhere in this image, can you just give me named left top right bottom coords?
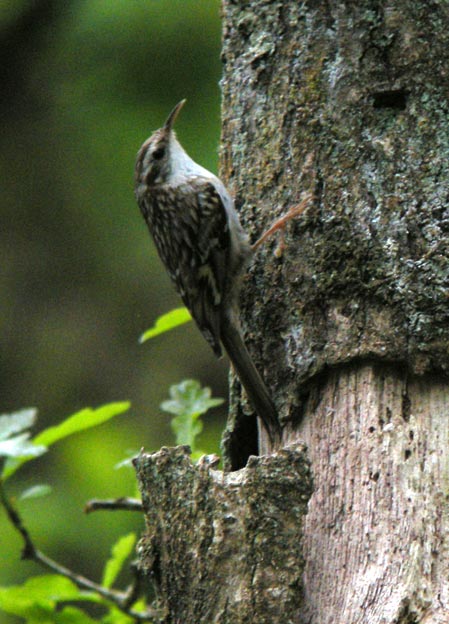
left=135, top=100, right=300, bottom=443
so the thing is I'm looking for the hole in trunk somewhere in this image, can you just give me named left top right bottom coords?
left=372, top=89, right=408, bottom=110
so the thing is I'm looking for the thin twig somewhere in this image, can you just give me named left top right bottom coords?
left=123, top=561, right=150, bottom=610
left=84, top=497, right=143, bottom=514
left=0, top=479, right=161, bottom=622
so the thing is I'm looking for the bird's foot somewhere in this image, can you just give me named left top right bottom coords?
left=252, top=192, right=313, bottom=256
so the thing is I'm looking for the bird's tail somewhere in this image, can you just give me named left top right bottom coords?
left=220, top=316, right=281, bottom=444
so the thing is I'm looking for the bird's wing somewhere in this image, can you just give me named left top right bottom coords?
left=165, top=179, right=231, bottom=357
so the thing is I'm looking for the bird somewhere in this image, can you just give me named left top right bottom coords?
left=135, top=100, right=305, bottom=444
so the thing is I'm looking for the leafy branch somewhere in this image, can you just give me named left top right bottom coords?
left=0, top=479, right=159, bottom=621
left=0, top=405, right=162, bottom=622
left=1, top=309, right=224, bottom=622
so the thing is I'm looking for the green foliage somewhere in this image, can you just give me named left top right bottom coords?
left=19, top=485, right=53, bottom=501
left=0, top=405, right=143, bottom=623
left=139, top=307, right=192, bottom=343
left=141, top=310, right=224, bottom=460
left=0, top=575, right=99, bottom=623
left=102, top=533, right=136, bottom=590
left=1, top=403, right=130, bottom=481
left=161, top=379, right=223, bottom=459
left=34, top=404, right=131, bottom=448
left=0, top=409, right=46, bottom=463
left=115, top=378, right=224, bottom=467
left=0, top=1, right=27, bottom=28
left=0, top=570, right=139, bottom=623
left=1, top=0, right=224, bottom=620
left=100, top=607, right=135, bottom=624
left=0, top=378, right=222, bottom=621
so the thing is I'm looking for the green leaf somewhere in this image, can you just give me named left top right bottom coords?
left=3, top=402, right=130, bottom=480
left=102, top=533, right=136, bottom=589
left=139, top=307, right=192, bottom=343
left=161, top=380, right=223, bottom=418
left=34, top=402, right=130, bottom=447
left=171, top=414, right=203, bottom=449
left=0, top=410, right=47, bottom=472
left=53, top=606, right=99, bottom=624
left=0, top=575, right=82, bottom=619
left=161, top=380, right=223, bottom=450
left=114, top=451, right=138, bottom=471
left=0, top=408, right=37, bottom=441
left=0, top=433, right=46, bottom=461
left=20, top=484, right=52, bottom=500
left=101, top=605, right=135, bottom=624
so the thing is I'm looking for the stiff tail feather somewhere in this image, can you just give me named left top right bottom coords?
left=220, top=317, right=281, bottom=443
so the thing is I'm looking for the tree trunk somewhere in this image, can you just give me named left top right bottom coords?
left=291, top=364, right=449, bottom=623
left=134, top=444, right=312, bottom=623
left=136, top=1, right=449, bottom=621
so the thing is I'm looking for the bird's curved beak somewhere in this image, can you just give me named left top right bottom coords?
left=163, top=99, right=187, bottom=132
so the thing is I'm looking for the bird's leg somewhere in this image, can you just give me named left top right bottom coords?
left=252, top=192, right=313, bottom=255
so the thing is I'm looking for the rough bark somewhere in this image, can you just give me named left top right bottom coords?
left=135, top=1, right=449, bottom=622
left=220, top=0, right=449, bottom=464
left=134, top=444, right=312, bottom=623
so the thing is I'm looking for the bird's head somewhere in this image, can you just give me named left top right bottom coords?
left=135, top=99, right=186, bottom=186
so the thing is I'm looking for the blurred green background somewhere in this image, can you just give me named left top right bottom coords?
left=1, top=0, right=226, bottom=614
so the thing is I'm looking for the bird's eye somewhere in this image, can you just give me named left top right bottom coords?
left=152, top=147, right=165, bottom=160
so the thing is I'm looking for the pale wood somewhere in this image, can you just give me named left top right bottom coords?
left=282, top=364, right=449, bottom=623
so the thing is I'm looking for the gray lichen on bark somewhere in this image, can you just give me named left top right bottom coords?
left=220, top=0, right=449, bottom=432
left=134, top=444, right=312, bottom=623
